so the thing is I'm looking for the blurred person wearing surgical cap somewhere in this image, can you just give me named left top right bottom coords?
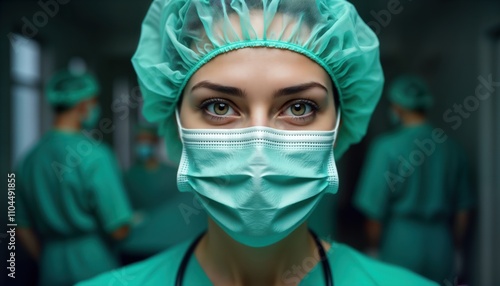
left=354, top=75, right=476, bottom=283
left=119, top=125, right=207, bottom=264
left=79, top=1, right=437, bottom=285
left=16, top=70, right=133, bottom=286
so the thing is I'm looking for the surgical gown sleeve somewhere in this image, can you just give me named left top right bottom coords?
left=354, top=138, right=392, bottom=220
left=85, top=146, right=133, bottom=233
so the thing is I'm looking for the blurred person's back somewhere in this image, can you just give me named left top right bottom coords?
left=16, top=71, right=133, bottom=286
left=354, top=75, right=476, bottom=283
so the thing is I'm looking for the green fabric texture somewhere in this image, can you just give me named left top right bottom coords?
left=353, top=124, right=476, bottom=282
left=16, top=130, right=133, bottom=286
left=46, top=70, right=100, bottom=107
left=388, top=75, right=433, bottom=111
left=132, top=0, right=384, bottom=162
left=78, top=237, right=437, bottom=286
left=354, top=124, right=475, bottom=221
left=120, top=163, right=207, bottom=255
left=123, top=163, right=177, bottom=210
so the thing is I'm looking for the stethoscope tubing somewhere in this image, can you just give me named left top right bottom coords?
left=175, top=230, right=333, bottom=286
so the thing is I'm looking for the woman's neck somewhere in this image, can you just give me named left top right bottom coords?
left=195, top=219, right=324, bottom=286
left=53, top=112, right=81, bottom=132
left=143, top=158, right=159, bottom=170
left=401, top=112, right=426, bottom=126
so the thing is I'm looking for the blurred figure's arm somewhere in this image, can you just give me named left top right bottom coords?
left=111, top=225, right=130, bottom=240
left=87, top=147, right=134, bottom=241
left=16, top=227, right=40, bottom=261
left=365, top=219, right=382, bottom=249
left=16, top=170, right=40, bottom=260
left=453, top=210, right=470, bottom=275
left=453, top=149, right=475, bottom=249
left=454, top=210, right=469, bottom=249
left=452, top=149, right=475, bottom=276
left=353, top=138, right=391, bottom=255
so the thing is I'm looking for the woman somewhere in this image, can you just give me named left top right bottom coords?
left=80, top=0, right=437, bottom=285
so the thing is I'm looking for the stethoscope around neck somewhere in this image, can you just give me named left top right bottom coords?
left=175, top=229, right=334, bottom=286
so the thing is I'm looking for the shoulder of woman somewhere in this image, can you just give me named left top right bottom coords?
left=76, top=239, right=194, bottom=286
left=328, top=243, right=439, bottom=286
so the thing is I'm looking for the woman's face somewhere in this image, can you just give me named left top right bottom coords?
left=180, top=47, right=337, bottom=131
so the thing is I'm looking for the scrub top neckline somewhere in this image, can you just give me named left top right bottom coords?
left=186, top=242, right=332, bottom=285
left=50, top=128, right=82, bottom=135
left=393, top=122, right=432, bottom=134
left=401, top=122, right=431, bottom=129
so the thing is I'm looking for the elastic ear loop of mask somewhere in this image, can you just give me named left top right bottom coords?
left=175, top=109, right=184, bottom=145
left=175, top=108, right=341, bottom=143
left=332, top=109, right=341, bottom=144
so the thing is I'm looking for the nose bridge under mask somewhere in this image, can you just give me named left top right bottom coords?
left=248, top=106, right=270, bottom=127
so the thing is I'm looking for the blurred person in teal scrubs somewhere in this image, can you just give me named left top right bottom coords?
left=124, top=125, right=174, bottom=211
left=16, top=70, right=133, bottom=286
left=354, top=75, right=476, bottom=283
left=120, top=125, right=207, bottom=264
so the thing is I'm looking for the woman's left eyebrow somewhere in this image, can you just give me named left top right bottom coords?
left=274, top=82, right=328, bottom=98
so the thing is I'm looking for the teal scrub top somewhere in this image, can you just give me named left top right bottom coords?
left=120, top=163, right=207, bottom=255
left=123, top=163, right=178, bottom=210
left=78, top=236, right=437, bottom=286
left=354, top=123, right=475, bottom=282
left=17, top=130, right=133, bottom=286
left=120, top=193, right=208, bottom=255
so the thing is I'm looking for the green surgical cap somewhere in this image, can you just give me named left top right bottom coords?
left=132, top=0, right=384, bottom=163
left=46, top=71, right=100, bottom=107
left=388, top=75, right=433, bottom=111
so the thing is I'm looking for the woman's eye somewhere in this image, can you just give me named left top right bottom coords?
left=205, top=101, right=236, bottom=116
left=213, top=103, right=229, bottom=115
left=284, top=102, right=314, bottom=117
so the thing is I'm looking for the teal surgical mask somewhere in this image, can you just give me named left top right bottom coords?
left=176, top=111, right=340, bottom=247
left=82, top=104, right=101, bottom=129
left=136, top=143, right=154, bottom=160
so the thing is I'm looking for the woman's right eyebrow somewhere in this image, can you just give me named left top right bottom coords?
left=191, top=81, right=245, bottom=97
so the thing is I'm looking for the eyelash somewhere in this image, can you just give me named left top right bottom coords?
left=285, top=99, right=320, bottom=120
left=197, top=98, right=320, bottom=122
left=198, top=98, right=235, bottom=120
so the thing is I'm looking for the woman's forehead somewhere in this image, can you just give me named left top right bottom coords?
left=186, top=47, right=332, bottom=91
